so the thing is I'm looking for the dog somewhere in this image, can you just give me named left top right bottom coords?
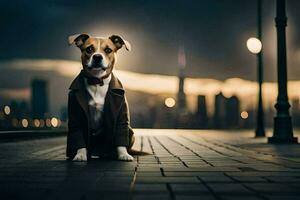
left=66, top=33, right=134, bottom=161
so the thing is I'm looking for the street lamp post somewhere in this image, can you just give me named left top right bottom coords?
left=268, top=0, right=298, bottom=144
left=255, top=0, right=265, bottom=137
left=246, top=35, right=265, bottom=137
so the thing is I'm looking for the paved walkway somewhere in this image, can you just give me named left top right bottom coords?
left=0, top=129, right=300, bottom=200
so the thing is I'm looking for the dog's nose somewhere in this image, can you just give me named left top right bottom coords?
left=93, top=54, right=103, bottom=62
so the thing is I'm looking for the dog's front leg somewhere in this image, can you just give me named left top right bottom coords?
left=117, top=146, right=134, bottom=161
left=72, top=148, right=87, bottom=161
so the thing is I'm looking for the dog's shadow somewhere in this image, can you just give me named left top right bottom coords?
left=128, top=149, right=151, bottom=156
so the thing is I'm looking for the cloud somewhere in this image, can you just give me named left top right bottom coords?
left=0, top=88, right=30, bottom=100
left=1, top=58, right=300, bottom=115
left=0, top=59, right=81, bottom=77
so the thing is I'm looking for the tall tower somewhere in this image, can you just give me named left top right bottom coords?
left=31, top=79, right=49, bottom=119
left=177, top=46, right=186, bottom=111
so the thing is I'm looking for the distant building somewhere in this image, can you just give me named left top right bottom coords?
left=60, top=106, right=68, bottom=122
left=9, top=100, right=30, bottom=119
left=31, top=79, right=49, bottom=118
left=242, top=109, right=255, bottom=128
left=291, top=98, right=300, bottom=114
left=225, top=95, right=240, bottom=128
left=291, top=98, right=300, bottom=127
left=213, top=92, right=226, bottom=128
left=196, top=95, right=208, bottom=128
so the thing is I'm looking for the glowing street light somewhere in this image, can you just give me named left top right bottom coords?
left=45, top=119, right=51, bottom=127
left=51, top=117, right=58, bottom=127
left=33, top=119, right=40, bottom=127
left=39, top=119, right=45, bottom=128
left=240, top=111, right=249, bottom=119
left=21, top=119, right=29, bottom=128
left=246, top=1, right=265, bottom=138
left=4, top=106, right=11, bottom=115
left=165, top=97, right=176, bottom=108
left=246, top=37, right=262, bottom=54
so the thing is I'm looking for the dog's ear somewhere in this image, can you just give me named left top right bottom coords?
left=68, top=33, right=90, bottom=48
left=109, top=35, right=131, bottom=51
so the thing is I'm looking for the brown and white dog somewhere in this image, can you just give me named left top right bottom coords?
left=67, top=33, right=134, bottom=161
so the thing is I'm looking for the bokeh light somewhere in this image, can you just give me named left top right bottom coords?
left=39, top=119, right=45, bottom=128
left=4, top=105, right=11, bottom=115
left=33, top=119, right=40, bottom=127
left=51, top=117, right=58, bottom=127
left=240, top=111, right=249, bottom=119
left=246, top=37, right=262, bottom=54
left=21, top=119, right=29, bottom=128
left=45, top=119, right=51, bottom=127
left=165, top=97, right=176, bottom=108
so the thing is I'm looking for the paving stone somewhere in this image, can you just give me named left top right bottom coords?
left=103, top=171, right=134, bottom=177
left=84, top=192, right=131, bottom=200
left=207, top=183, right=253, bottom=194
left=170, top=183, right=209, bottom=193
left=136, top=167, right=161, bottom=172
left=98, top=176, right=133, bottom=183
left=264, top=176, right=300, bottom=183
left=231, top=176, right=268, bottom=182
left=263, top=195, right=300, bottom=200
left=136, top=172, right=163, bottom=177
left=94, top=183, right=131, bottom=192
left=219, top=195, right=264, bottom=200
left=164, top=172, right=225, bottom=177
left=175, top=194, right=216, bottom=200
left=226, top=171, right=300, bottom=177
left=136, top=176, right=200, bottom=184
left=132, top=194, right=170, bottom=200
left=244, top=183, right=300, bottom=194
left=199, top=175, right=234, bottom=183
left=163, top=167, right=241, bottom=172
left=133, top=183, right=168, bottom=193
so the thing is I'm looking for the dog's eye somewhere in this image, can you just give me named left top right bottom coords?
left=104, top=47, right=112, bottom=54
left=86, top=46, right=94, bottom=54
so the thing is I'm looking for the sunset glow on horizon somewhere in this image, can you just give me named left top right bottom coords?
left=1, top=59, right=300, bottom=115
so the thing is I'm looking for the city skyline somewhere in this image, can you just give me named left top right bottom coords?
left=1, top=58, right=300, bottom=116
left=0, top=0, right=299, bottom=131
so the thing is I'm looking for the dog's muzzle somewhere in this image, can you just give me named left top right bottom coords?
left=89, top=54, right=107, bottom=70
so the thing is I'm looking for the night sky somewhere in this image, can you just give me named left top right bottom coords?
left=1, top=0, right=300, bottom=81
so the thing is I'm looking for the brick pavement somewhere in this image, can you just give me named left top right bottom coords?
left=0, top=129, right=300, bottom=200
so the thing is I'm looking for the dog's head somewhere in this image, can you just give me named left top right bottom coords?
left=68, top=33, right=131, bottom=78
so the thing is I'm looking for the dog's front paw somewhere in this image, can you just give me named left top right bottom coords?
left=118, top=153, right=134, bottom=161
left=117, top=146, right=134, bottom=161
left=73, top=148, right=87, bottom=162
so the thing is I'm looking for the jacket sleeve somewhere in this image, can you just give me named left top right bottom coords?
left=115, top=96, right=130, bottom=147
left=66, top=91, right=87, bottom=158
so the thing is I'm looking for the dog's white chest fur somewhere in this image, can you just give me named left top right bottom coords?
left=84, top=75, right=111, bottom=124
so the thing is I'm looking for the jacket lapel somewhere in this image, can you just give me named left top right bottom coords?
left=105, top=73, right=125, bottom=121
left=75, top=89, right=89, bottom=120
left=69, top=71, right=125, bottom=123
left=69, top=71, right=90, bottom=121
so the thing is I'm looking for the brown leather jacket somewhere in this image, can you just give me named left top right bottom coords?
left=66, top=71, right=134, bottom=159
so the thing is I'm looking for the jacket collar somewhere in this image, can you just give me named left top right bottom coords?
left=69, top=70, right=124, bottom=96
